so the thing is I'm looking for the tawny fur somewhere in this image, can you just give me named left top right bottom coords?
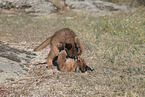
left=34, top=28, right=83, bottom=68
left=56, top=50, right=86, bottom=72
left=54, top=42, right=93, bottom=72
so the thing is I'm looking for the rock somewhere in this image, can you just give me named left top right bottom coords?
left=0, top=57, right=26, bottom=84
left=67, top=0, right=129, bottom=17
left=33, top=1, right=54, bottom=13
left=0, top=42, right=37, bottom=84
left=0, top=42, right=36, bottom=63
left=0, top=0, right=130, bottom=16
left=0, top=0, right=128, bottom=16
left=92, top=1, right=129, bottom=11
left=0, top=0, right=56, bottom=14
left=68, top=1, right=112, bottom=16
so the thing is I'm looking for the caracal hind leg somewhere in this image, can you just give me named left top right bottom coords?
left=47, top=46, right=59, bottom=68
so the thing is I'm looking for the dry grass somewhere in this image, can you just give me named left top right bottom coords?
left=0, top=7, right=145, bottom=96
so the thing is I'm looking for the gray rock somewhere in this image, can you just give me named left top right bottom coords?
left=66, top=0, right=129, bottom=17
left=68, top=1, right=111, bottom=16
left=0, top=0, right=56, bottom=14
left=0, top=57, right=27, bottom=84
left=92, top=1, right=128, bottom=11
left=33, top=1, right=54, bottom=13
left=0, top=0, right=130, bottom=16
left=0, top=42, right=37, bottom=84
left=0, top=42, right=36, bottom=63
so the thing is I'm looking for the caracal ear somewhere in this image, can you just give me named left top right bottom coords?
left=57, top=42, right=64, bottom=51
left=80, top=58, right=86, bottom=72
left=75, top=37, right=83, bottom=56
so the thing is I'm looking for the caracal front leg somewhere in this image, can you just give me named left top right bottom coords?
left=57, top=50, right=67, bottom=71
left=47, top=46, right=59, bottom=68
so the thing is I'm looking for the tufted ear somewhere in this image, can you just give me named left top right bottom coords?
left=85, top=65, right=94, bottom=71
left=57, top=42, right=72, bottom=50
left=79, top=57, right=94, bottom=73
left=75, top=37, right=83, bottom=56
left=57, top=42, right=64, bottom=51
left=80, top=58, right=87, bottom=72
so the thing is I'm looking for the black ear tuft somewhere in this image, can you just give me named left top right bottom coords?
left=65, top=43, right=72, bottom=50
left=86, top=65, right=94, bottom=71
left=74, top=42, right=79, bottom=52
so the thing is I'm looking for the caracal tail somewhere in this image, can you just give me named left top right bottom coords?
left=34, top=37, right=52, bottom=51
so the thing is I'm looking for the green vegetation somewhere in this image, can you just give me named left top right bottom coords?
left=0, top=7, right=145, bottom=96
